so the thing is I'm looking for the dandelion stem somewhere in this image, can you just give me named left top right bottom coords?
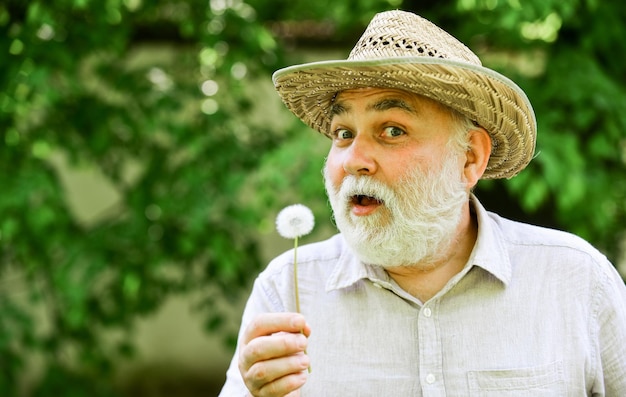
left=293, top=236, right=311, bottom=373
left=293, top=236, right=301, bottom=313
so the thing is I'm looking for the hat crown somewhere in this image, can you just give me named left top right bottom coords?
left=348, top=10, right=481, bottom=66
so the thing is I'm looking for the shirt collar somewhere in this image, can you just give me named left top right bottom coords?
left=326, top=194, right=512, bottom=292
left=326, top=244, right=391, bottom=292
left=467, top=193, right=512, bottom=285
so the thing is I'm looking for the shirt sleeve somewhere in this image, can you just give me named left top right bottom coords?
left=593, top=260, right=626, bottom=396
left=217, top=273, right=287, bottom=397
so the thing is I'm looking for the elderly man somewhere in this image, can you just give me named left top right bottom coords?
left=219, top=10, right=626, bottom=397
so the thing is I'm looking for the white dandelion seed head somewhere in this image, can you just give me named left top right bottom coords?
left=276, top=204, right=315, bottom=239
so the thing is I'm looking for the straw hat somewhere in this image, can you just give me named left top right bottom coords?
left=273, top=10, right=537, bottom=179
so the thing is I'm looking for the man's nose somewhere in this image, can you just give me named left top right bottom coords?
left=343, top=135, right=377, bottom=176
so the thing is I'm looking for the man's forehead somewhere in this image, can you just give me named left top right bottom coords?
left=330, top=88, right=440, bottom=116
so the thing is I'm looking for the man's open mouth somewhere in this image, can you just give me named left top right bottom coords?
left=351, top=195, right=383, bottom=206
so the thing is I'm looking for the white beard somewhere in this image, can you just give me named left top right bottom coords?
left=324, top=151, right=469, bottom=269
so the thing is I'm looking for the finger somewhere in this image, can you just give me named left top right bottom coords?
left=243, top=313, right=310, bottom=344
left=240, top=331, right=308, bottom=372
left=247, top=352, right=310, bottom=396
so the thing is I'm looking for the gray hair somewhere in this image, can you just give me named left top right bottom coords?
left=446, top=107, right=478, bottom=153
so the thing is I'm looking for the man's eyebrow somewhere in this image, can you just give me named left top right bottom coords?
left=330, top=101, right=349, bottom=116
left=368, top=98, right=417, bottom=114
left=329, top=97, right=416, bottom=116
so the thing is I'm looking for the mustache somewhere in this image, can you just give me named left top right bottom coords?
left=330, top=174, right=396, bottom=206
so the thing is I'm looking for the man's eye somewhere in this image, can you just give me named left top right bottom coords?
left=383, top=126, right=405, bottom=138
left=333, top=128, right=353, bottom=140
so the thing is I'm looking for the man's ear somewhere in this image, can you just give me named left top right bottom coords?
left=463, top=127, right=491, bottom=189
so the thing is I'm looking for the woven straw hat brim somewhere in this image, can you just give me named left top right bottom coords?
left=273, top=57, right=537, bottom=180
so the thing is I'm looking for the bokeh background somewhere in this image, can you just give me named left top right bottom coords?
left=1, top=0, right=625, bottom=395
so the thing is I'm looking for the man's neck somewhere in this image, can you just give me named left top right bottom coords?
left=385, top=204, right=478, bottom=302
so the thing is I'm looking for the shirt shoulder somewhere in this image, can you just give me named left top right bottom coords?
left=488, top=211, right=608, bottom=264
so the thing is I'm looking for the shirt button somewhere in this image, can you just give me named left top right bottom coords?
left=426, top=373, right=436, bottom=384
left=423, top=307, right=432, bottom=318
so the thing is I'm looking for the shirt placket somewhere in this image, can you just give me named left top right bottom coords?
left=418, top=301, right=445, bottom=396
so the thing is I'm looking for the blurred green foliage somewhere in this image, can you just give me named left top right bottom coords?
left=0, top=0, right=624, bottom=395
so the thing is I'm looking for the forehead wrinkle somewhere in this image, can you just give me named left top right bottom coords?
left=367, top=98, right=417, bottom=115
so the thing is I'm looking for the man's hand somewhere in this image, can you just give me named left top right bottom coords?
left=238, top=312, right=311, bottom=397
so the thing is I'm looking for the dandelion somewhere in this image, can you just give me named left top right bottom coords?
left=276, top=204, right=314, bottom=373
left=276, top=204, right=315, bottom=240
left=275, top=204, right=315, bottom=314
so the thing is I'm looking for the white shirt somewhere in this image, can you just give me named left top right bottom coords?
left=219, top=196, right=626, bottom=396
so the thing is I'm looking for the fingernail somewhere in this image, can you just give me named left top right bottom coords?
left=296, top=334, right=307, bottom=349
left=290, top=316, right=302, bottom=329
